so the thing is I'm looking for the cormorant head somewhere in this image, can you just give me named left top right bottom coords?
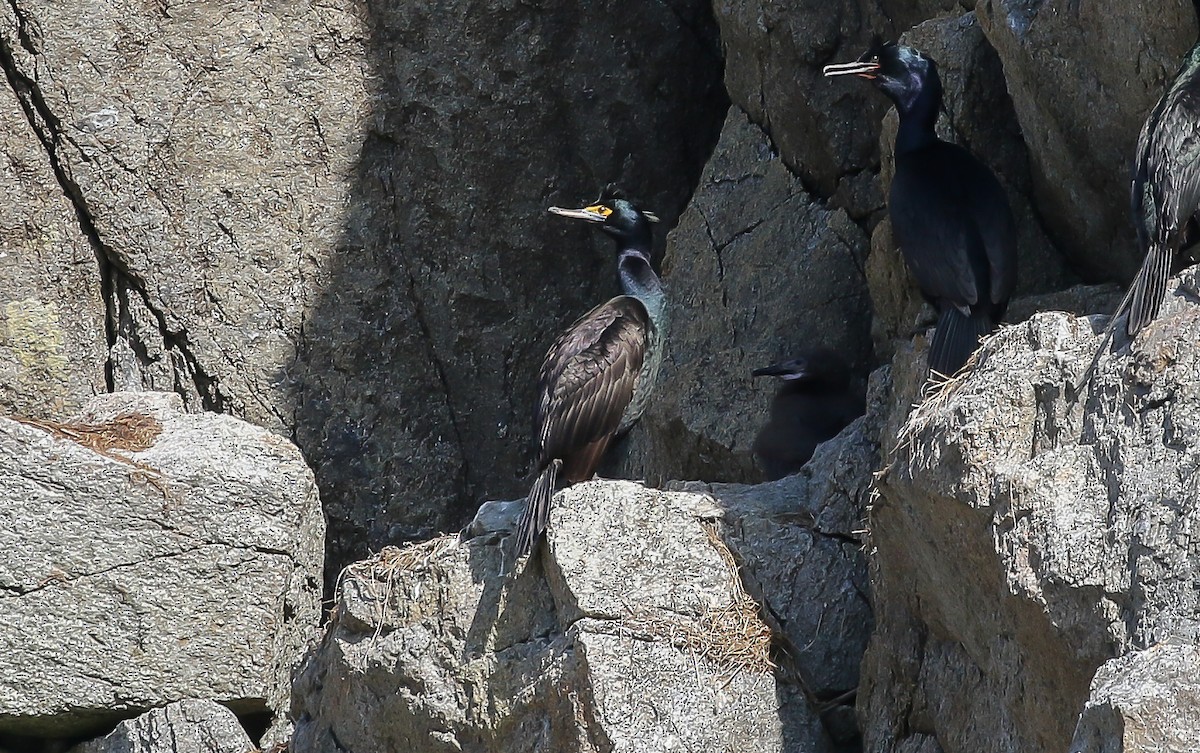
left=752, top=349, right=850, bottom=388
left=548, top=184, right=660, bottom=246
left=822, top=39, right=938, bottom=114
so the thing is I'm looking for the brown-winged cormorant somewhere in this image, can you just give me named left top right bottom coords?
left=1124, top=41, right=1200, bottom=336
left=514, top=186, right=666, bottom=558
left=751, top=350, right=865, bottom=481
left=824, top=41, right=1017, bottom=377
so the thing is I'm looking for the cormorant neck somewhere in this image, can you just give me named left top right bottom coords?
left=617, top=247, right=661, bottom=300
left=893, top=75, right=941, bottom=154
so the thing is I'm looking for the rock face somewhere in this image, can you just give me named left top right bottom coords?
left=614, top=108, right=872, bottom=485
left=861, top=269, right=1200, bottom=753
left=0, top=392, right=323, bottom=738
left=68, top=700, right=255, bottom=753
left=977, top=0, right=1198, bottom=281
left=0, top=0, right=728, bottom=586
left=292, top=455, right=873, bottom=752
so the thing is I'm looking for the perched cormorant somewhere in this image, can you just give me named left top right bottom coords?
left=825, top=41, right=1017, bottom=377
left=513, top=186, right=666, bottom=558
left=751, top=350, right=865, bottom=481
left=1124, top=41, right=1200, bottom=337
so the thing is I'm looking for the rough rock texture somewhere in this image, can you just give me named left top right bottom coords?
left=68, top=700, right=255, bottom=753
left=0, top=0, right=728, bottom=586
left=0, top=392, right=323, bottom=738
left=0, top=83, right=106, bottom=420
left=861, top=269, right=1200, bottom=753
left=1069, top=643, right=1200, bottom=753
left=613, top=108, right=871, bottom=485
left=869, top=12, right=1073, bottom=360
left=977, top=0, right=1199, bottom=281
left=292, top=467, right=873, bottom=753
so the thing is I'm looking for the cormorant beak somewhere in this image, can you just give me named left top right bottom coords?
left=548, top=205, right=611, bottom=223
left=752, top=361, right=809, bottom=380
left=822, top=60, right=881, bottom=80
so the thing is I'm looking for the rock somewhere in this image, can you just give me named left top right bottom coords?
left=869, top=11, right=1073, bottom=361
left=0, top=77, right=107, bottom=420
left=68, top=700, right=255, bottom=753
left=293, top=471, right=872, bottom=752
left=612, top=107, right=871, bottom=486
left=977, top=0, right=1198, bottom=282
left=860, top=270, right=1200, bottom=753
left=0, top=392, right=323, bottom=738
left=0, top=0, right=729, bottom=587
left=1070, top=643, right=1200, bottom=753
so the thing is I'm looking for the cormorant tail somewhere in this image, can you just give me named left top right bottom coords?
left=1127, top=242, right=1172, bottom=337
left=929, top=307, right=994, bottom=378
left=514, top=459, right=561, bottom=559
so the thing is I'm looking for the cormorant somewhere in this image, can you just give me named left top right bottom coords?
left=1124, top=41, right=1200, bottom=337
left=513, top=186, right=666, bottom=558
left=751, top=350, right=866, bottom=481
left=824, top=41, right=1017, bottom=377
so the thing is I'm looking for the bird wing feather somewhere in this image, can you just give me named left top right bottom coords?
left=890, top=148, right=984, bottom=309
left=534, top=296, right=649, bottom=469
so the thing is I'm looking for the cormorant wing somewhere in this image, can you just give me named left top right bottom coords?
left=889, top=145, right=990, bottom=310
left=534, top=296, right=650, bottom=463
left=1140, top=81, right=1200, bottom=247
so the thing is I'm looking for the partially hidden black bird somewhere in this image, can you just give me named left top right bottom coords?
left=514, top=186, right=667, bottom=558
left=1124, top=40, right=1200, bottom=337
left=824, top=41, right=1017, bottom=377
left=751, top=350, right=865, bottom=481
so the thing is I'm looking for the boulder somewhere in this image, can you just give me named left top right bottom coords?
left=613, top=107, right=871, bottom=485
left=68, top=700, right=255, bottom=753
left=977, top=0, right=1199, bottom=282
left=293, top=465, right=874, bottom=752
left=1070, top=643, right=1200, bottom=753
left=861, top=270, right=1200, bottom=753
left=0, top=392, right=323, bottom=738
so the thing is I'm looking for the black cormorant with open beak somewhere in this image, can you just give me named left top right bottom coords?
left=514, top=185, right=666, bottom=558
left=825, top=41, right=1017, bottom=377
left=751, top=350, right=865, bottom=481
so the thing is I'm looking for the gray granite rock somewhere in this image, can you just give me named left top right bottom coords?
left=292, top=473, right=873, bottom=752
left=0, top=392, right=323, bottom=738
left=861, top=271, right=1200, bottom=753
left=68, top=700, right=255, bottom=753
left=1070, top=643, right=1200, bottom=753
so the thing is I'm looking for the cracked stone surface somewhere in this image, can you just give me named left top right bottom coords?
left=0, top=66, right=106, bottom=419
left=292, top=473, right=871, bottom=752
left=68, top=699, right=255, bottom=753
left=0, top=391, right=324, bottom=738
left=860, top=271, right=1200, bottom=753
left=0, top=0, right=728, bottom=588
left=977, top=0, right=1198, bottom=282
left=613, top=107, right=871, bottom=486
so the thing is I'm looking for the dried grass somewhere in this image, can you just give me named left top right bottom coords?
left=17, top=412, right=162, bottom=454
left=334, top=534, right=460, bottom=632
left=618, top=520, right=774, bottom=675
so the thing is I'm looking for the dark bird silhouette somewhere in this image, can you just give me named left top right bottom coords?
left=1126, top=41, right=1200, bottom=336
left=825, top=41, right=1017, bottom=377
left=751, top=350, right=866, bottom=481
left=514, top=186, right=666, bottom=558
